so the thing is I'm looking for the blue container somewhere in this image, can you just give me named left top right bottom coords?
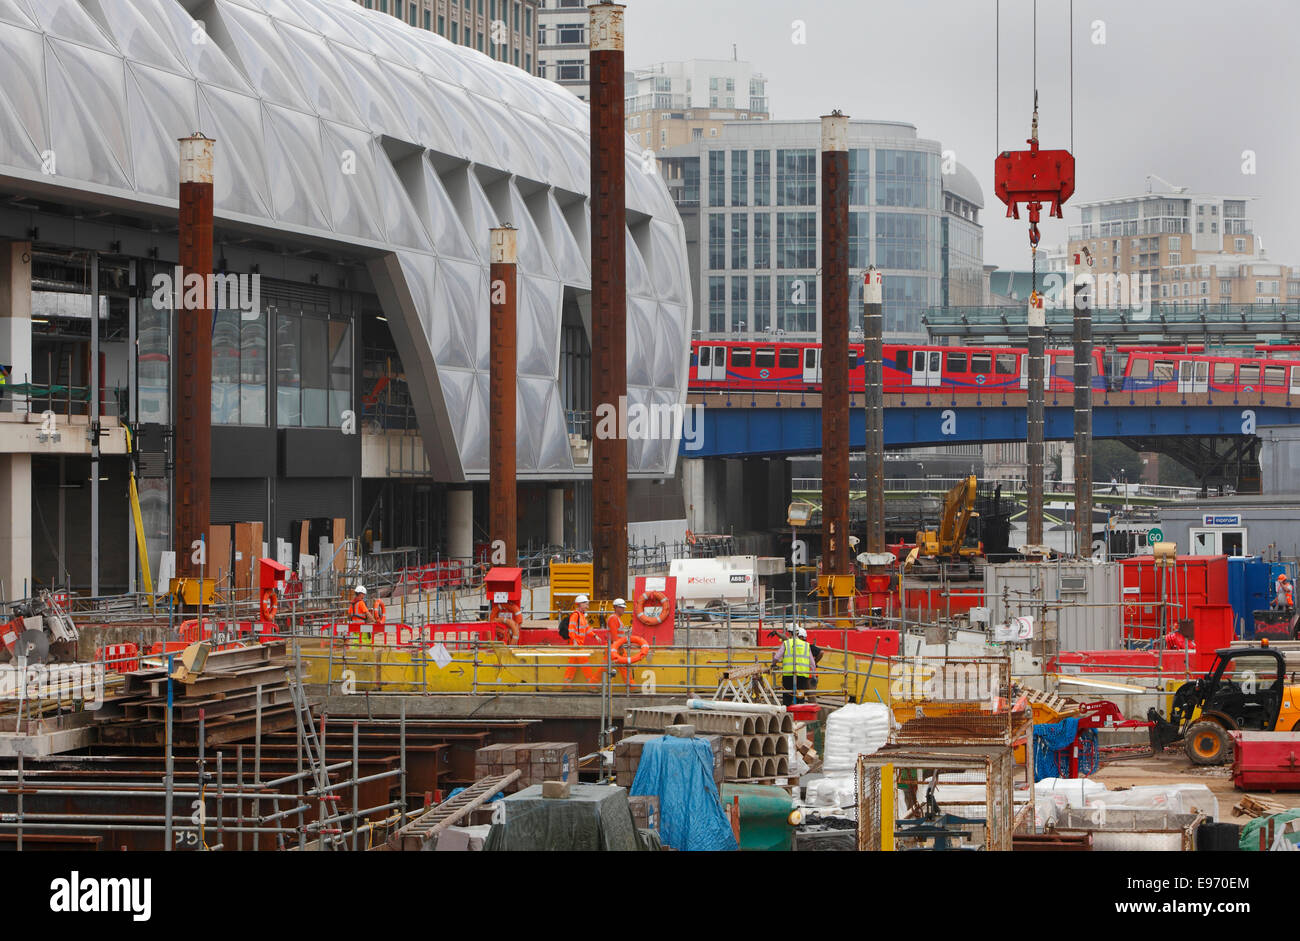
left=1228, top=556, right=1271, bottom=639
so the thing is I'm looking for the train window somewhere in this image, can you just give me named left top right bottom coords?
left=1265, top=365, right=1286, bottom=387
left=1153, top=360, right=1174, bottom=382
left=804, top=348, right=817, bottom=369
left=1055, top=356, right=1073, bottom=377
left=756, top=348, right=776, bottom=368
left=1240, top=364, right=1259, bottom=386
left=731, top=347, right=752, bottom=368
left=995, top=353, right=1016, bottom=375
left=946, top=352, right=967, bottom=372
left=895, top=350, right=910, bottom=371
left=1129, top=358, right=1149, bottom=379
left=1213, top=362, right=1234, bottom=384
left=699, top=347, right=711, bottom=367
left=970, top=352, right=991, bottom=373
left=779, top=348, right=799, bottom=369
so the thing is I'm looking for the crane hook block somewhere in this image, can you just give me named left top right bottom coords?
left=993, top=139, right=1075, bottom=246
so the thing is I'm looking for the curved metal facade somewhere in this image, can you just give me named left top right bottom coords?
left=0, top=0, right=691, bottom=480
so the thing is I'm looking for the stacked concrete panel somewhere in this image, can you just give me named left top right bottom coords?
left=621, top=703, right=794, bottom=784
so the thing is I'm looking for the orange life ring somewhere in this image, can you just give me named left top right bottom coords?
left=634, top=590, right=670, bottom=626
left=496, top=602, right=522, bottom=642
left=260, top=589, right=278, bottom=622
left=373, top=599, right=386, bottom=625
left=611, top=635, right=650, bottom=665
left=685, top=529, right=696, bottom=545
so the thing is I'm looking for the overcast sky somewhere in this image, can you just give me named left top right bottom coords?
left=624, top=0, right=1300, bottom=271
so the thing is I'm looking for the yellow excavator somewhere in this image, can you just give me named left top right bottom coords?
left=906, top=475, right=984, bottom=581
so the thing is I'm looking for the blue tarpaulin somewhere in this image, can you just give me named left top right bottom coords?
left=630, top=736, right=738, bottom=851
left=1032, top=718, right=1098, bottom=781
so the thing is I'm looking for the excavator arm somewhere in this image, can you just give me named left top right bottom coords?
left=937, top=475, right=978, bottom=553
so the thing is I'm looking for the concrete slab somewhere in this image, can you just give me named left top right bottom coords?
left=0, top=726, right=94, bottom=756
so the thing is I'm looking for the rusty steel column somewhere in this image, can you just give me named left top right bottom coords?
left=489, top=226, right=518, bottom=566
left=819, top=111, right=851, bottom=596
left=588, top=1, right=627, bottom=601
left=862, top=267, right=885, bottom=555
left=175, top=133, right=214, bottom=577
left=1071, top=254, right=1094, bottom=558
left=1026, top=291, right=1045, bottom=549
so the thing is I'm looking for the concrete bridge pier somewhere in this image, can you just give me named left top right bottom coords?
left=683, top=457, right=790, bottom=540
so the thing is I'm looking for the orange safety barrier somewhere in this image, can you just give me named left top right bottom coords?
left=96, top=642, right=140, bottom=673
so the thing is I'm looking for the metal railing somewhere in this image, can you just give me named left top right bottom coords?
left=0, top=380, right=121, bottom=418
left=791, top=476, right=1204, bottom=501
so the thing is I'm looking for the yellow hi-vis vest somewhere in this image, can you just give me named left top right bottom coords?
left=780, top=638, right=813, bottom=677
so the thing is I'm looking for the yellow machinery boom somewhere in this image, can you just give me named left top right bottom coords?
left=910, top=475, right=982, bottom=579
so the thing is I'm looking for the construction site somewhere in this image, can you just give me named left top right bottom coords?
left=0, top=2, right=1296, bottom=918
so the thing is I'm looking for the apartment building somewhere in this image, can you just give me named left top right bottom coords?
left=626, top=59, right=769, bottom=152
left=352, top=0, right=539, bottom=75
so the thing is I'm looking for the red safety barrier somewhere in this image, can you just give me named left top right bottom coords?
left=95, top=642, right=140, bottom=673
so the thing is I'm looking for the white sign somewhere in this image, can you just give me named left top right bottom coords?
left=644, top=577, right=666, bottom=591
left=430, top=643, right=452, bottom=670
left=492, top=591, right=508, bottom=604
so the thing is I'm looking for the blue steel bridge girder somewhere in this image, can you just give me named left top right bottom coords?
left=685, top=404, right=1300, bottom=459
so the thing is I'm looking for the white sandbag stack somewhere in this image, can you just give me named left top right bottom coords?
left=802, top=703, right=892, bottom=814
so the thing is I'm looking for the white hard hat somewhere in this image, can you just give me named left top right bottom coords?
left=613, top=598, right=626, bottom=607
left=794, top=626, right=807, bottom=639
left=354, top=584, right=367, bottom=594
left=574, top=594, right=589, bottom=604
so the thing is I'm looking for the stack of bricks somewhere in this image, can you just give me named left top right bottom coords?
left=620, top=703, right=795, bottom=785
left=614, top=733, right=723, bottom=788
left=473, top=742, right=580, bottom=792
left=628, top=795, right=659, bottom=833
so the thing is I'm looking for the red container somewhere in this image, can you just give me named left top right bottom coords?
left=1120, top=554, right=1229, bottom=642
left=786, top=703, right=820, bottom=721
left=1231, top=732, right=1300, bottom=791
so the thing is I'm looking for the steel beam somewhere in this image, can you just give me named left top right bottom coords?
left=175, top=134, right=214, bottom=577
left=862, top=268, right=885, bottom=555
left=819, top=112, right=851, bottom=615
left=489, top=226, right=518, bottom=566
left=1071, top=255, right=1093, bottom=558
left=1026, top=292, right=1045, bottom=548
left=588, top=2, right=627, bottom=601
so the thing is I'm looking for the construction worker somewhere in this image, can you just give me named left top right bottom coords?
left=1277, top=573, right=1294, bottom=609
left=563, top=594, right=601, bottom=684
left=349, top=584, right=376, bottom=646
left=607, top=598, right=627, bottom=638
left=772, top=625, right=821, bottom=706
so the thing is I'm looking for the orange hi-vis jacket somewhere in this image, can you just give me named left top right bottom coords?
left=606, top=613, right=624, bottom=636
left=567, top=610, right=593, bottom=645
left=350, top=598, right=371, bottom=623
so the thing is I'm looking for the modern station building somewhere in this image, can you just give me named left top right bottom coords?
left=0, top=0, right=691, bottom=598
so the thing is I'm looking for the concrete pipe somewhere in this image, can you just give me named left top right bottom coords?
left=742, top=716, right=757, bottom=736
left=775, top=756, right=789, bottom=776
left=760, top=734, right=777, bottom=756
left=780, top=713, right=794, bottom=733
left=760, top=757, right=777, bottom=778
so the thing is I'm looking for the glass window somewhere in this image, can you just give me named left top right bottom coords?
left=875, top=213, right=928, bottom=269
left=755, top=348, right=775, bottom=368
left=895, top=350, right=909, bottom=372
left=876, top=149, right=936, bottom=208
left=776, top=212, right=816, bottom=269
left=753, top=276, right=770, bottom=331
left=300, top=316, right=329, bottom=427
left=849, top=149, right=870, bottom=204
left=777, top=275, right=815, bottom=333
left=276, top=312, right=301, bottom=427
left=946, top=352, right=967, bottom=372
left=731, top=347, right=751, bottom=368
left=730, top=150, right=748, bottom=206
left=329, top=320, right=352, bottom=426
left=1240, top=364, right=1260, bottom=386
left=730, top=277, right=748, bottom=332
left=779, top=348, right=799, bottom=369
left=1129, top=358, right=1150, bottom=380
left=730, top=214, right=748, bottom=269
left=709, top=215, right=726, bottom=270
left=1265, top=365, right=1286, bottom=387
left=240, top=307, right=267, bottom=424
left=708, top=276, right=726, bottom=333
left=138, top=289, right=171, bottom=424
left=970, top=352, right=991, bottom=374
left=849, top=212, right=869, bottom=268
left=752, top=213, right=770, bottom=269
left=776, top=149, right=816, bottom=206
left=996, top=353, right=1016, bottom=375
left=1055, top=356, right=1074, bottom=379
left=752, top=150, right=770, bottom=206
left=1154, top=360, right=1175, bottom=382
left=1212, top=362, right=1234, bottom=384
left=708, top=151, right=725, bottom=207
